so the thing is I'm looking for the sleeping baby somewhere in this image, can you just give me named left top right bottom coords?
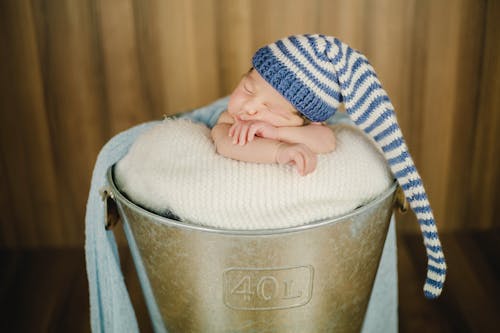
left=211, top=68, right=336, bottom=176
left=211, top=34, right=446, bottom=298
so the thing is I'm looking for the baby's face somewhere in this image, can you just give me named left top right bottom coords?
left=227, top=69, right=304, bottom=127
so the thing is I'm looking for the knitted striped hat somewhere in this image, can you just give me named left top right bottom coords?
left=252, top=34, right=446, bottom=299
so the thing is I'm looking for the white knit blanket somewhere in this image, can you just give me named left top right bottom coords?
left=114, top=119, right=393, bottom=230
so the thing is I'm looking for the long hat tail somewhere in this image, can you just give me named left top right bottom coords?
left=327, top=37, right=447, bottom=298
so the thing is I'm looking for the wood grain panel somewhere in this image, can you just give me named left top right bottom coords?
left=97, top=0, right=150, bottom=134
left=318, top=0, right=370, bottom=50
left=0, top=0, right=63, bottom=247
left=251, top=0, right=320, bottom=43
left=469, top=0, right=500, bottom=229
left=215, top=0, right=254, bottom=94
left=0, top=0, right=497, bottom=247
left=418, top=0, right=462, bottom=231
left=140, top=0, right=220, bottom=115
left=31, top=0, right=109, bottom=246
left=446, top=0, right=485, bottom=229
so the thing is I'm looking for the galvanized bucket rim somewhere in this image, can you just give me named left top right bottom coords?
left=107, top=165, right=397, bottom=236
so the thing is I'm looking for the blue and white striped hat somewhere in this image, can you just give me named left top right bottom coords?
left=252, top=34, right=447, bottom=299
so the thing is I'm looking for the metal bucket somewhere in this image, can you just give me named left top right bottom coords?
left=104, top=166, right=401, bottom=333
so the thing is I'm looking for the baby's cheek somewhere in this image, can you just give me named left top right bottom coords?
left=228, top=93, right=248, bottom=114
left=227, top=95, right=239, bottom=114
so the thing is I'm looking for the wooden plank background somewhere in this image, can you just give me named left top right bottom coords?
left=0, top=0, right=498, bottom=248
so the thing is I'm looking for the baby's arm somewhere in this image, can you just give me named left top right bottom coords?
left=277, top=123, right=336, bottom=153
left=240, top=121, right=336, bottom=154
left=211, top=113, right=317, bottom=175
left=212, top=122, right=283, bottom=164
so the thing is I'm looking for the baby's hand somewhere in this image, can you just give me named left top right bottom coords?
left=229, top=120, right=251, bottom=145
left=229, top=120, right=278, bottom=145
left=247, top=121, right=279, bottom=141
left=276, top=143, right=317, bottom=176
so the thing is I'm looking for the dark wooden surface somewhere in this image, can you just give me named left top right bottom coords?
left=1, top=229, right=498, bottom=333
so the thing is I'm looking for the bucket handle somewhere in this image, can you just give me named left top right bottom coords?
left=394, top=185, right=409, bottom=214
left=100, top=186, right=121, bottom=230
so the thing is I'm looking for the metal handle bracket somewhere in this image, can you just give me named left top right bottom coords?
left=100, top=186, right=121, bottom=230
left=394, top=185, right=409, bottom=214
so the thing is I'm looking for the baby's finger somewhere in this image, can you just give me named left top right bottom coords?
left=248, top=123, right=262, bottom=142
left=304, top=152, right=317, bottom=175
left=238, top=123, right=249, bottom=145
left=229, top=122, right=238, bottom=138
left=292, top=152, right=305, bottom=175
left=231, top=123, right=241, bottom=144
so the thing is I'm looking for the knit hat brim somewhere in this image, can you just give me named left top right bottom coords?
left=252, top=40, right=338, bottom=122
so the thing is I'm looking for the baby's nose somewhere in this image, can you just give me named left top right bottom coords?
left=243, top=109, right=257, bottom=115
left=237, top=108, right=259, bottom=121
left=240, top=101, right=260, bottom=116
